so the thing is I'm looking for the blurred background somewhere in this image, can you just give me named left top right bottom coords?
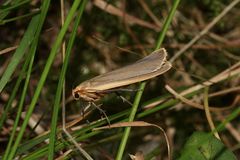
left=0, top=0, right=240, bottom=159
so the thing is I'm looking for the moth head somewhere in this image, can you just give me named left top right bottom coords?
left=73, top=91, right=81, bottom=100
left=72, top=86, right=84, bottom=100
left=72, top=87, right=103, bottom=102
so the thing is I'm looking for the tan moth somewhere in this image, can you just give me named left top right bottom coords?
left=72, top=48, right=172, bottom=101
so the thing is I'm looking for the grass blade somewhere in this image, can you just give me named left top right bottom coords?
left=0, top=15, right=39, bottom=92
left=116, top=0, right=181, bottom=159
left=48, top=0, right=88, bottom=159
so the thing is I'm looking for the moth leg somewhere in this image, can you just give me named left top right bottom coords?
left=91, top=102, right=111, bottom=125
left=62, top=101, right=93, bottom=159
left=115, top=92, right=133, bottom=106
left=80, top=102, right=91, bottom=119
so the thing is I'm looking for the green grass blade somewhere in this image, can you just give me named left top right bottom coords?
left=116, top=0, right=181, bottom=159
left=0, top=0, right=30, bottom=13
left=7, top=0, right=82, bottom=159
left=6, top=0, right=50, bottom=158
left=0, top=0, right=29, bottom=20
left=0, top=50, right=32, bottom=130
left=18, top=86, right=239, bottom=159
left=48, top=0, right=88, bottom=159
left=115, top=82, right=146, bottom=160
left=0, top=10, right=39, bottom=25
left=0, top=15, right=39, bottom=93
left=155, top=0, right=181, bottom=49
left=215, top=105, right=240, bottom=132
left=3, top=41, right=37, bottom=160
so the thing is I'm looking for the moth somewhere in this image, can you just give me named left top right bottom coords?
left=72, top=48, right=172, bottom=102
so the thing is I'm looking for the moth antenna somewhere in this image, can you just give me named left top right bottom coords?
left=72, top=76, right=83, bottom=90
left=92, top=35, right=142, bottom=58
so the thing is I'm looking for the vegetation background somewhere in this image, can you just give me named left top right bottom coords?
left=0, top=0, right=239, bottom=159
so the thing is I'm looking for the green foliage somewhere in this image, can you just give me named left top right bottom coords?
left=178, top=132, right=237, bottom=160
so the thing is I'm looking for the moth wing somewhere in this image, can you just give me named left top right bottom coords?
left=80, top=48, right=171, bottom=91
left=95, top=61, right=172, bottom=91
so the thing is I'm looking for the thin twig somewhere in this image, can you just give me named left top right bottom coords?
left=93, top=0, right=160, bottom=31
left=180, top=61, right=240, bottom=96
left=165, top=85, right=232, bottom=111
left=170, top=0, right=240, bottom=62
left=60, top=1, right=93, bottom=159
left=145, top=62, right=240, bottom=109
left=138, top=0, right=162, bottom=27
left=0, top=46, right=18, bottom=55
left=203, top=87, right=220, bottom=139
left=209, top=86, right=240, bottom=98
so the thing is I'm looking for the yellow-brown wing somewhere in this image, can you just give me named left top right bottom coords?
left=77, top=48, right=171, bottom=91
